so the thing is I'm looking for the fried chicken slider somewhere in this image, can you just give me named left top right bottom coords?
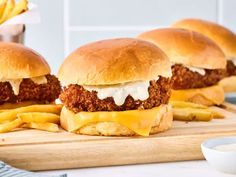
left=0, top=42, right=61, bottom=108
left=58, top=38, right=173, bottom=136
left=172, top=18, right=236, bottom=92
left=138, top=28, right=227, bottom=106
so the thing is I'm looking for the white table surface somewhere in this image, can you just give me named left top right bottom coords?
left=39, top=160, right=235, bottom=177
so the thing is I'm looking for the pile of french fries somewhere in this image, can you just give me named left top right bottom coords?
left=170, top=101, right=224, bottom=121
left=0, top=104, right=62, bottom=133
left=0, top=0, right=28, bottom=24
left=0, top=101, right=226, bottom=133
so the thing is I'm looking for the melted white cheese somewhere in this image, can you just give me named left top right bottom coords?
left=7, top=79, right=22, bottom=95
left=84, top=78, right=159, bottom=106
left=31, top=76, right=47, bottom=85
left=1, top=76, right=47, bottom=95
left=214, top=143, right=236, bottom=152
left=186, top=66, right=206, bottom=75
left=232, top=58, right=236, bottom=66
left=171, top=63, right=206, bottom=75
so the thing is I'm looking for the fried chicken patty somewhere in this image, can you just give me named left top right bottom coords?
left=171, top=64, right=226, bottom=90
left=227, top=60, right=236, bottom=76
left=0, top=75, right=61, bottom=104
left=60, top=77, right=171, bottom=113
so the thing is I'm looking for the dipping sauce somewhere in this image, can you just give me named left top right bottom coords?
left=213, top=143, right=236, bottom=152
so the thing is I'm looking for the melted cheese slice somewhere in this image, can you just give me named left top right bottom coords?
left=170, top=85, right=224, bottom=105
left=219, top=76, right=236, bottom=92
left=60, top=105, right=169, bottom=136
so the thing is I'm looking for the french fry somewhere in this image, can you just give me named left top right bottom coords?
left=0, top=104, right=62, bottom=123
left=0, top=0, right=7, bottom=4
left=171, top=101, right=224, bottom=120
left=0, top=0, right=7, bottom=19
left=22, top=122, right=59, bottom=132
left=21, top=104, right=63, bottom=115
left=211, top=110, right=225, bottom=119
left=0, top=118, right=23, bottom=133
left=0, top=109, right=9, bottom=113
left=0, top=0, right=15, bottom=24
left=17, top=112, right=60, bottom=124
left=170, top=101, right=207, bottom=109
left=0, top=110, right=19, bottom=123
left=173, top=108, right=213, bottom=121
left=0, top=101, right=41, bottom=110
left=6, top=0, right=27, bottom=20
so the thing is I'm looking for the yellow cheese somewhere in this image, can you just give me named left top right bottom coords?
left=60, top=105, right=168, bottom=136
left=170, top=85, right=224, bottom=105
left=219, top=76, right=236, bottom=92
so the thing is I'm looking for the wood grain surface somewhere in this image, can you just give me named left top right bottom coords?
left=0, top=104, right=236, bottom=171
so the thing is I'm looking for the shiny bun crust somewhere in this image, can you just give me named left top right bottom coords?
left=138, top=28, right=226, bottom=69
left=0, top=42, right=50, bottom=79
left=60, top=104, right=173, bottom=136
left=58, top=38, right=172, bottom=85
left=172, top=18, right=236, bottom=59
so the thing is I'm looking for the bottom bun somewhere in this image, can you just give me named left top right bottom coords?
left=60, top=104, right=173, bottom=136
left=170, top=85, right=225, bottom=106
left=218, top=76, right=236, bottom=92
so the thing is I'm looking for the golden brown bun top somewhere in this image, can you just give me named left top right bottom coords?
left=58, top=38, right=172, bottom=85
left=172, top=18, right=236, bottom=59
left=0, top=42, right=50, bottom=79
left=138, top=28, right=226, bottom=69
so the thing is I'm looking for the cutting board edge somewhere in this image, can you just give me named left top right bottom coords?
left=1, top=131, right=236, bottom=171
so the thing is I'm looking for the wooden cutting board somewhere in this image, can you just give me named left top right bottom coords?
left=0, top=103, right=236, bottom=171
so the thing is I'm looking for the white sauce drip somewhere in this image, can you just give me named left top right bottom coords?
left=84, top=78, right=159, bottom=106
left=1, top=76, right=47, bottom=95
left=31, top=76, right=48, bottom=85
left=232, top=58, right=236, bottom=66
left=214, top=143, right=236, bottom=152
left=170, top=62, right=175, bottom=67
left=7, top=79, right=22, bottom=96
left=171, top=62, right=206, bottom=75
left=186, top=66, right=206, bottom=75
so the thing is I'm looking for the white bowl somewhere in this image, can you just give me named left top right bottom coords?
left=225, top=93, right=236, bottom=104
left=201, top=136, right=236, bottom=174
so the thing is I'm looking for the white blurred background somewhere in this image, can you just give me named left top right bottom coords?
left=25, top=0, right=236, bottom=73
